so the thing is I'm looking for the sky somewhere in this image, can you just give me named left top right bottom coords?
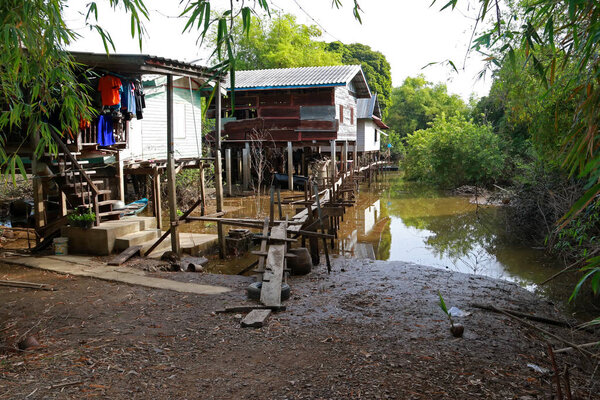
left=64, top=0, right=492, bottom=100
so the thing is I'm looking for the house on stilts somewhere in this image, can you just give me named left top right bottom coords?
left=4, top=52, right=226, bottom=257
left=206, top=65, right=388, bottom=193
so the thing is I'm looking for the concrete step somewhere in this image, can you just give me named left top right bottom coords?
left=122, top=216, right=157, bottom=231
left=115, top=229, right=161, bottom=251
left=140, top=235, right=172, bottom=257
left=144, top=232, right=219, bottom=259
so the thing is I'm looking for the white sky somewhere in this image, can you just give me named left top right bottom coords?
left=64, top=0, right=491, bottom=100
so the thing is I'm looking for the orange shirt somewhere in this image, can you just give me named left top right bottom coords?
left=98, top=75, right=122, bottom=106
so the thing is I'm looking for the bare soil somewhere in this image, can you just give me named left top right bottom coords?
left=0, top=257, right=598, bottom=399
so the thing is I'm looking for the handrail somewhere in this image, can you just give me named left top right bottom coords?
left=50, top=130, right=101, bottom=225
left=50, top=131, right=99, bottom=194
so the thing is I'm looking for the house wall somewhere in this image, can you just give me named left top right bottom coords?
left=123, top=87, right=203, bottom=162
left=357, top=119, right=381, bottom=153
left=334, top=85, right=358, bottom=142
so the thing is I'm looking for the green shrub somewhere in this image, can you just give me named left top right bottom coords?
left=403, top=114, right=505, bottom=188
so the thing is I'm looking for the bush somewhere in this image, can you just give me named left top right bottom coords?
left=403, top=114, right=505, bottom=188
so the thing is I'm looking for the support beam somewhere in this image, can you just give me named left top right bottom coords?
left=116, top=151, right=125, bottom=202
left=225, top=147, right=232, bottom=197
left=166, top=74, right=180, bottom=254
left=353, top=143, right=359, bottom=171
left=237, top=149, right=243, bottom=183
left=343, top=140, right=349, bottom=173
left=153, top=168, right=163, bottom=230
left=215, top=80, right=226, bottom=258
left=287, top=141, right=293, bottom=192
left=243, top=142, right=250, bottom=190
left=330, top=139, right=336, bottom=182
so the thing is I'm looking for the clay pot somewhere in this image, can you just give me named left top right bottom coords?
left=450, top=324, right=464, bottom=338
left=287, top=248, right=312, bottom=275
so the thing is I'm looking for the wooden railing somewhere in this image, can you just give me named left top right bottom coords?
left=50, top=131, right=100, bottom=226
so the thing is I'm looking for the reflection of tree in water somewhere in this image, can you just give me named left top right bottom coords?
left=403, top=208, right=501, bottom=262
left=375, top=218, right=392, bottom=260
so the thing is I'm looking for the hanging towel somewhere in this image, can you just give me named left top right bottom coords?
left=97, top=114, right=115, bottom=146
left=120, top=81, right=137, bottom=115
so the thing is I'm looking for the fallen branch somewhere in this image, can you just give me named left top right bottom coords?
left=555, top=341, right=600, bottom=354
left=0, top=280, right=54, bottom=291
left=473, top=303, right=595, bottom=359
left=48, top=380, right=83, bottom=390
left=471, top=303, right=573, bottom=329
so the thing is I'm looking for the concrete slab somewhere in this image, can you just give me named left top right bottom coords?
left=115, top=229, right=161, bottom=251
left=3, top=255, right=230, bottom=295
left=145, top=233, right=219, bottom=259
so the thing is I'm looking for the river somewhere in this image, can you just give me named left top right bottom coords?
left=172, top=172, right=595, bottom=318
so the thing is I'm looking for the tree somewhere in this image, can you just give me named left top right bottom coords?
left=0, top=0, right=362, bottom=180
left=386, top=75, right=468, bottom=138
left=227, top=14, right=342, bottom=70
left=327, top=42, right=392, bottom=115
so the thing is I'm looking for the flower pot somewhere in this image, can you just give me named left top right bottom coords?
left=81, top=220, right=94, bottom=229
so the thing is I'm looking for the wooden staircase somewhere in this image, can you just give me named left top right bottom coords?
left=46, top=131, right=122, bottom=226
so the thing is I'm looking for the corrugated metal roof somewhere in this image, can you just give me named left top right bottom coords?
left=357, top=94, right=382, bottom=119
left=225, top=65, right=371, bottom=97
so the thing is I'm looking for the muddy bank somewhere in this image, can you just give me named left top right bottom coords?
left=0, top=258, right=598, bottom=399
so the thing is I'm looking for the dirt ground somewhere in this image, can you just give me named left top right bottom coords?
left=1, top=256, right=598, bottom=399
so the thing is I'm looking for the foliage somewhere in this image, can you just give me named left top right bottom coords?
left=403, top=114, right=504, bottom=188
left=433, top=0, right=600, bottom=299
left=437, top=291, right=455, bottom=327
left=68, top=211, right=96, bottom=227
left=328, top=42, right=392, bottom=115
left=226, top=14, right=342, bottom=70
left=386, top=76, right=468, bottom=139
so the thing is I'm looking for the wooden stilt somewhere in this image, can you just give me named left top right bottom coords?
left=166, top=74, right=180, bottom=254
left=215, top=80, right=226, bottom=258
left=199, top=164, right=206, bottom=216
left=243, top=142, right=250, bottom=191
left=225, top=147, right=232, bottom=197
left=287, top=141, right=294, bottom=192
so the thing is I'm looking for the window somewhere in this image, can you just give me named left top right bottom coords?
left=339, top=104, right=344, bottom=124
left=374, top=129, right=378, bottom=144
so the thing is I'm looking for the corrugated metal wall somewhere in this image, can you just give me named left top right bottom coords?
left=122, top=87, right=203, bottom=162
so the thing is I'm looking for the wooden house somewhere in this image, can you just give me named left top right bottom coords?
left=4, top=52, right=224, bottom=256
left=356, top=94, right=389, bottom=154
left=207, top=65, right=380, bottom=191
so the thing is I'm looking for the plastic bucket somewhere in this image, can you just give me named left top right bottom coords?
left=53, top=237, right=69, bottom=256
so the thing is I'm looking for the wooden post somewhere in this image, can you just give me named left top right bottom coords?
left=215, top=80, right=226, bottom=258
left=287, top=141, right=293, bottom=192
left=199, top=164, right=206, bottom=216
left=243, top=142, right=250, bottom=191
left=116, top=151, right=125, bottom=202
left=330, top=139, right=336, bottom=182
left=343, top=140, right=349, bottom=173
left=353, top=143, right=359, bottom=172
left=225, top=147, right=232, bottom=197
left=166, top=74, right=180, bottom=254
left=153, top=168, right=163, bottom=230
left=237, top=149, right=243, bottom=183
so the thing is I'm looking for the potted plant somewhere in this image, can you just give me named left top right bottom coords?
left=68, top=211, right=96, bottom=229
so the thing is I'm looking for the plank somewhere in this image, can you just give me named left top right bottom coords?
left=108, top=245, right=142, bottom=266
left=215, top=305, right=286, bottom=314
left=241, top=309, right=272, bottom=328
left=355, top=243, right=376, bottom=260
left=260, top=222, right=287, bottom=307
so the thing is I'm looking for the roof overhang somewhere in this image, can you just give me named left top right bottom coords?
left=373, top=116, right=389, bottom=130
left=69, top=51, right=223, bottom=82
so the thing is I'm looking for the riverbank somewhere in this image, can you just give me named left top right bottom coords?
left=1, top=256, right=597, bottom=399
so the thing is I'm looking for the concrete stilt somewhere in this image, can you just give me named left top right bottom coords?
left=287, top=141, right=294, bottom=192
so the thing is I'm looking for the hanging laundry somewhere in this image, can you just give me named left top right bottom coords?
left=134, top=80, right=146, bottom=120
left=120, top=81, right=136, bottom=115
left=98, top=75, right=122, bottom=106
left=97, top=114, right=115, bottom=146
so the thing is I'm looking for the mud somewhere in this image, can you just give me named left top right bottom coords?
left=1, top=257, right=598, bottom=399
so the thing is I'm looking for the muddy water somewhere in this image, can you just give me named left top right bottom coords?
left=163, top=173, right=594, bottom=316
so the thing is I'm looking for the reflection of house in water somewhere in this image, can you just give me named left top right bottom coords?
left=338, top=198, right=387, bottom=259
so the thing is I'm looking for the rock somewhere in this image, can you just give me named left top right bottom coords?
left=160, top=251, right=180, bottom=264
left=17, top=336, right=39, bottom=351
left=450, top=324, right=464, bottom=338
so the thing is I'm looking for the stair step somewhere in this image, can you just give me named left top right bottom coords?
left=115, top=229, right=161, bottom=251
left=98, top=210, right=124, bottom=218
left=62, top=180, right=104, bottom=188
left=44, top=152, right=81, bottom=157
left=50, top=160, right=89, bottom=166
left=140, top=235, right=172, bottom=257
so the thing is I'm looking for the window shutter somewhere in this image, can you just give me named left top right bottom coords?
left=339, top=105, right=344, bottom=123
left=350, top=108, right=354, bottom=125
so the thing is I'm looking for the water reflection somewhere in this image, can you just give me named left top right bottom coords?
left=336, top=173, right=569, bottom=291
